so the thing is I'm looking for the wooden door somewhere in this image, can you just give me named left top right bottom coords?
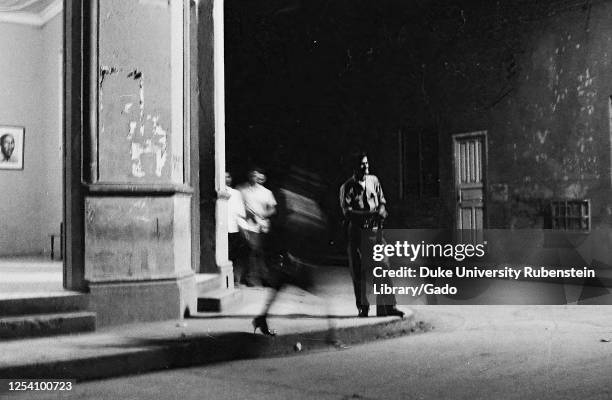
left=453, top=131, right=487, bottom=230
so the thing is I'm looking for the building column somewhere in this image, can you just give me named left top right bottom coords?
left=198, top=0, right=233, bottom=289
left=82, top=0, right=196, bottom=327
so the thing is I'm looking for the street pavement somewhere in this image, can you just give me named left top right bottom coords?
left=4, top=305, right=612, bottom=400
left=0, top=266, right=417, bottom=381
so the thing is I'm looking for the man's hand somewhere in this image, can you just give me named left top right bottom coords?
left=378, top=205, right=388, bottom=219
left=218, top=188, right=231, bottom=200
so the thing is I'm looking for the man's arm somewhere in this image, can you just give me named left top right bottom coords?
left=247, top=189, right=276, bottom=220
left=245, top=203, right=276, bottom=220
left=262, top=203, right=276, bottom=218
left=234, top=192, right=251, bottom=231
left=263, top=191, right=277, bottom=218
left=339, top=182, right=349, bottom=217
left=374, top=176, right=388, bottom=219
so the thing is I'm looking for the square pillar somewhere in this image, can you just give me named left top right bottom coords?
left=197, top=0, right=233, bottom=289
left=81, top=0, right=196, bottom=326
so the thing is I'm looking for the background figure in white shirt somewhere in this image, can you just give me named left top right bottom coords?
left=238, top=167, right=277, bottom=287
left=226, top=172, right=249, bottom=285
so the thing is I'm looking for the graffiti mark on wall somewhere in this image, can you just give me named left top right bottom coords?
left=99, top=65, right=118, bottom=87
left=536, top=129, right=549, bottom=145
left=99, top=66, right=169, bottom=178
left=523, top=33, right=600, bottom=178
left=577, top=68, right=596, bottom=116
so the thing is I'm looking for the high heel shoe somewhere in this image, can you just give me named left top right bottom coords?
left=252, top=316, right=277, bottom=336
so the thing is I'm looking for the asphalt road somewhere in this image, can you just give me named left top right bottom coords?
left=6, top=305, right=612, bottom=400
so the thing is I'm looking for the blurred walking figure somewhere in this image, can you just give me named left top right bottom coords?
left=339, top=153, right=404, bottom=318
left=238, top=167, right=277, bottom=288
left=251, top=249, right=346, bottom=347
left=226, top=172, right=249, bottom=285
left=249, top=176, right=346, bottom=348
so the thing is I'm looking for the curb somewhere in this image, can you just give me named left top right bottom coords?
left=0, top=315, right=428, bottom=382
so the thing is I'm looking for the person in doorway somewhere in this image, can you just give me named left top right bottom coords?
left=0, top=133, right=16, bottom=163
left=238, top=167, right=277, bottom=288
left=339, top=152, right=404, bottom=318
left=225, top=172, right=248, bottom=286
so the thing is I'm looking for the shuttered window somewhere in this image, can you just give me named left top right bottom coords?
left=550, top=199, right=590, bottom=232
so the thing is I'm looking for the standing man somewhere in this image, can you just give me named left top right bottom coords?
left=239, top=167, right=277, bottom=286
left=0, top=133, right=16, bottom=163
left=339, top=153, right=404, bottom=318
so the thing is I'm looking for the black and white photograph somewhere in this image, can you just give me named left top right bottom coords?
left=0, top=126, right=24, bottom=170
left=1, top=0, right=612, bottom=399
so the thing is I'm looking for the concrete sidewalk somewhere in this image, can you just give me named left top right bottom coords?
left=0, top=267, right=422, bottom=381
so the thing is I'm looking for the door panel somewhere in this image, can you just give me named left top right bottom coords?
left=454, top=132, right=486, bottom=230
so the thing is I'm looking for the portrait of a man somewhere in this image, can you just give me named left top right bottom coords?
left=0, top=126, right=24, bottom=170
left=1, top=134, right=16, bottom=162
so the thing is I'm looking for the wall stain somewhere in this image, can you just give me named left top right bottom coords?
left=122, top=70, right=168, bottom=178
left=101, top=69, right=170, bottom=178
left=99, top=66, right=118, bottom=88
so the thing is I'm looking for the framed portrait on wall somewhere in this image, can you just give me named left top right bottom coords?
left=0, top=126, right=25, bottom=170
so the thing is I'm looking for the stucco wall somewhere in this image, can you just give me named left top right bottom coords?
left=452, top=2, right=612, bottom=230
left=96, top=0, right=177, bottom=183
left=376, top=1, right=612, bottom=231
left=41, top=14, right=63, bottom=245
left=0, top=14, right=63, bottom=255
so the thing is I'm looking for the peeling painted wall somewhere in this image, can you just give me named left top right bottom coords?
left=484, top=4, right=612, bottom=229
left=97, top=0, right=177, bottom=183
left=387, top=1, right=612, bottom=230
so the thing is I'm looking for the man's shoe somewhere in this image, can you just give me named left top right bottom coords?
left=376, top=306, right=405, bottom=318
left=386, top=307, right=405, bottom=318
left=358, top=306, right=369, bottom=318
